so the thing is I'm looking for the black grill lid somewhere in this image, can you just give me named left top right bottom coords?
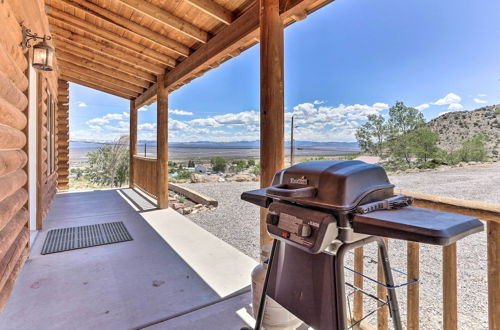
left=266, top=160, right=394, bottom=211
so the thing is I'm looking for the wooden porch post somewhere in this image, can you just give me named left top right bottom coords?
left=129, top=99, right=137, bottom=188
left=157, top=75, right=169, bottom=209
left=259, top=0, right=284, bottom=247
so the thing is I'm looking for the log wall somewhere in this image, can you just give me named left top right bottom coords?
left=57, top=80, right=69, bottom=190
left=0, top=0, right=59, bottom=313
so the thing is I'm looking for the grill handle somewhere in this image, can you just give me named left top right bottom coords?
left=266, top=184, right=317, bottom=198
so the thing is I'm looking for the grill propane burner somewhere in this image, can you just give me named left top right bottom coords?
left=241, top=160, right=483, bottom=330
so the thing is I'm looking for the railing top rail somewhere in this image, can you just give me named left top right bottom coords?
left=397, top=189, right=500, bottom=223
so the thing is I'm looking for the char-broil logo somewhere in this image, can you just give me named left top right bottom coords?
left=289, top=176, right=308, bottom=185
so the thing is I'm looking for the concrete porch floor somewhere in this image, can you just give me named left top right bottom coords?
left=0, top=189, right=258, bottom=330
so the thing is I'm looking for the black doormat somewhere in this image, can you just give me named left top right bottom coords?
left=41, top=222, right=133, bottom=255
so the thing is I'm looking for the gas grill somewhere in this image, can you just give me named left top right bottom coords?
left=241, top=160, right=483, bottom=330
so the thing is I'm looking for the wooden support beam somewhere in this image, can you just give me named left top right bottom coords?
left=60, top=71, right=139, bottom=98
left=407, top=242, right=420, bottom=330
left=47, top=7, right=175, bottom=67
left=54, top=48, right=156, bottom=83
left=488, top=221, right=500, bottom=330
left=59, top=74, right=132, bottom=99
left=135, top=0, right=329, bottom=107
left=259, top=0, right=284, bottom=247
left=129, top=100, right=137, bottom=188
left=184, top=0, right=234, bottom=25
left=58, top=60, right=145, bottom=94
left=117, top=0, right=209, bottom=43
left=353, top=247, right=364, bottom=325
left=55, top=0, right=190, bottom=58
left=156, top=75, right=168, bottom=209
left=57, top=54, right=149, bottom=88
left=52, top=31, right=168, bottom=73
left=443, top=243, right=458, bottom=330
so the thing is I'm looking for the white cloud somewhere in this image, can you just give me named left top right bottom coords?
left=438, top=111, right=451, bottom=116
left=448, top=103, right=464, bottom=110
left=170, top=109, right=193, bottom=116
left=76, top=101, right=87, bottom=107
left=433, top=92, right=461, bottom=106
left=473, top=98, right=487, bottom=104
left=138, top=106, right=148, bottom=112
left=138, top=123, right=156, bottom=131
left=477, top=93, right=487, bottom=97
left=415, top=104, right=430, bottom=111
left=313, top=100, right=325, bottom=105
left=86, top=112, right=129, bottom=126
left=189, top=110, right=259, bottom=127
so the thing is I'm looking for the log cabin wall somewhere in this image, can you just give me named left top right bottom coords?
left=56, top=80, right=69, bottom=190
left=0, top=0, right=58, bottom=311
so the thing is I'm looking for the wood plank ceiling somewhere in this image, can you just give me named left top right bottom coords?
left=46, top=0, right=333, bottom=102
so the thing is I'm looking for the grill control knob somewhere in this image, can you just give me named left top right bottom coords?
left=298, top=224, right=312, bottom=237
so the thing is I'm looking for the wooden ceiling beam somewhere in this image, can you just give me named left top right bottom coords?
left=58, top=60, right=145, bottom=94
left=47, top=6, right=176, bottom=67
left=54, top=45, right=156, bottom=83
left=61, top=71, right=139, bottom=98
left=53, top=0, right=190, bottom=58
left=60, top=74, right=133, bottom=99
left=135, top=0, right=334, bottom=107
left=51, top=28, right=167, bottom=74
left=117, top=0, right=210, bottom=43
left=184, top=0, right=234, bottom=25
left=56, top=51, right=150, bottom=88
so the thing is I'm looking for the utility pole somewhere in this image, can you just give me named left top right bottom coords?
left=144, top=143, right=147, bottom=157
left=290, top=115, right=294, bottom=166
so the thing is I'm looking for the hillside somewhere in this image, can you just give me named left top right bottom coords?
left=428, top=104, right=500, bottom=156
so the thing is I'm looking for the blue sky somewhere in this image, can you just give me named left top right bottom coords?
left=70, top=0, right=500, bottom=142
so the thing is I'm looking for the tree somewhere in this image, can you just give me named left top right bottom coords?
left=232, top=159, right=247, bottom=172
left=460, top=134, right=488, bottom=162
left=84, top=136, right=130, bottom=187
left=187, top=160, right=195, bottom=167
left=210, top=157, right=227, bottom=172
left=386, top=102, right=425, bottom=164
left=355, top=114, right=387, bottom=156
left=408, top=127, right=439, bottom=163
left=387, top=101, right=425, bottom=135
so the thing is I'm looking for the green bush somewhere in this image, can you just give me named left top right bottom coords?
left=187, top=160, right=195, bottom=167
left=211, top=157, right=227, bottom=173
left=248, top=159, right=256, bottom=166
left=176, top=170, right=192, bottom=180
left=232, top=159, right=247, bottom=172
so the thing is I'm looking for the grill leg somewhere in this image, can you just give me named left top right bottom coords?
left=376, top=238, right=402, bottom=330
left=253, top=239, right=278, bottom=330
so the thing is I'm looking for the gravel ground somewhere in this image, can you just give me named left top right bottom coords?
left=181, top=162, right=499, bottom=329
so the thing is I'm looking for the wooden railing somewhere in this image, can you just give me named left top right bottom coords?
left=132, top=155, right=158, bottom=198
left=352, top=190, right=500, bottom=329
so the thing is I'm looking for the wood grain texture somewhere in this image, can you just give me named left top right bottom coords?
left=443, top=243, right=457, bottom=330
left=353, top=247, right=364, bottom=326
left=259, top=0, right=284, bottom=246
left=0, top=208, right=28, bottom=261
left=0, top=189, right=28, bottom=233
left=407, top=241, right=420, bottom=330
left=129, top=100, right=137, bottom=188
left=184, top=0, right=234, bottom=25
left=133, top=156, right=158, bottom=198
left=488, top=221, right=500, bottom=330
left=156, top=75, right=169, bottom=209
left=118, top=0, right=209, bottom=43
left=0, top=70, right=28, bottom=111
left=0, top=227, right=29, bottom=292
left=0, top=97, right=27, bottom=130
left=0, top=150, right=27, bottom=177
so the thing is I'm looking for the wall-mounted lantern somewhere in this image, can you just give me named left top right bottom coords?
left=20, top=24, right=54, bottom=71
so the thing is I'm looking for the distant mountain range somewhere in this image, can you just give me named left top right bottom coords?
left=71, top=140, right=360, bottom=150
left=428, top=104, right=499, bottom=156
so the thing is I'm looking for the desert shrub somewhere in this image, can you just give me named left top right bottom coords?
left=211, top=157, right=227, bottom=173
left=252, top=164, right=260, bottom=175
left=187, top=160, right=195, bottom=167
left=459, top=134, right=488, bottom=162
left=231, top=159, right=247, bottom=172
left=176, top=170, right=192, bottom=180
left=84, top=136, right=129, bottom=187
left=248, top=159, right=256, bottom=167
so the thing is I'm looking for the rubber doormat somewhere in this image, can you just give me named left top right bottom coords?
left=41, top=222, right=133, bottom=255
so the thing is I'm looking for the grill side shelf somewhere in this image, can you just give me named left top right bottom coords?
left=352, top=206, right=484, bottom=246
